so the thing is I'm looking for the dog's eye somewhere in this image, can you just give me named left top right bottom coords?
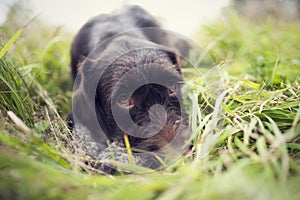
left=118, top=94, right=134, bottom=109
left=118, top=95, right=128, bottom=105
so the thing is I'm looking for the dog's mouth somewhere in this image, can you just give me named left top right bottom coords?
left=125, top=112, right=183, bottom=151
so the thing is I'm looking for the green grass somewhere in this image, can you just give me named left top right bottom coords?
left=0, top=10, right=300, bottom=200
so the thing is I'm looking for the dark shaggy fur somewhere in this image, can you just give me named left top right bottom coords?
left=69, top=5, right=189, bottom=173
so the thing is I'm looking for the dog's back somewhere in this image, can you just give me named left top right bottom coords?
left=71, top=5, right=168, bottom=79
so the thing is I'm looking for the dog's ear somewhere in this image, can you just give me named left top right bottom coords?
left=163, top=49, right=182, bottom=73
left=166, top=50, right=179, bottom=64
left=71, top=60, right=110, bottom=145
left=94, top=93, right=110, bottom=137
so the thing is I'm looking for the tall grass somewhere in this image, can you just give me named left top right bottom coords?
left=0, top=50, right=34, bottom=126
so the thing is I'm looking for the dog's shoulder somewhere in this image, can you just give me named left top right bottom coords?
left=120, top=5, right=160, bottom=28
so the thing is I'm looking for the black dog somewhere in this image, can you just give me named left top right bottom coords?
left=69, top=5, right=190, bottom=172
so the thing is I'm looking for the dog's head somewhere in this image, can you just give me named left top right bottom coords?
left=97, top=47, right=186, bottom=151
left=73, top=37, right=188, bottom=156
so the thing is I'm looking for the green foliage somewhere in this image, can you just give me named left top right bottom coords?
left=195, top=12, right=300, bottom=85
left=0, top=54, right=34, bottom=126
left=0, top=1, right=73, bottom=115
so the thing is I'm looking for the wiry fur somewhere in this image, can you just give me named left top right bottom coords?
left=69, top=5, right=188, bottom=174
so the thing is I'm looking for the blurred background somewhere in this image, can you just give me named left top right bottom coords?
left=0, top=0, right=230, bottom=36
left=1, top=0, right=300, bottom=37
